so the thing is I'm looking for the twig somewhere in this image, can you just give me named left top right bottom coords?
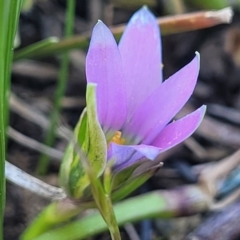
left=88, top=0, right=102, bottom=27
left=185, top=137, right=208, bottom=159
left=180, top=105, right=240, bottom=148
left=13, top=8, right=233, bottom=60
left=61, top=96, right=85, bottom=109
left=124, top=223, right=140, bottom=240
left=10, top=93, right=72, bottom=138
left=208, top=103, right=240, bottom=126
left=10, top=93, right=49, bottom=129
left=199, top=149, right=240, bottom=197
left=8, top=127, right=63, bottom=161
left=211, top=187, right=240, bottom=210
left=158, top=7, right=233, bottom=35
left=5, top=161, right=66, bottom=200
left=187, top=202, right=240, bottom=240
left=198, top=116, right=240, bottom=147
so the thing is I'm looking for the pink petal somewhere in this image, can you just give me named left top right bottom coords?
left=117, top=106, right=206, bottom=162
left=109, top=106, right=205, bottom=170
left=86, top=21, right=127, bottom=139
left=122, top=54, right=200, bottom=144
left=151, top=105, right=206, bottom=150
left=119, top=6, right=162, bottom=120
left=108, top=143, right=144, bottom=171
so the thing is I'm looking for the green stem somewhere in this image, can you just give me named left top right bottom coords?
left=37, top=0, right=75, bottom=175
left=104, top=195, right=121, bottom=240
left=31, top=185, right=211, bottom=240
left=0, top=1, right=23, bottom=238
left=86, top=165, right=121, bottom=240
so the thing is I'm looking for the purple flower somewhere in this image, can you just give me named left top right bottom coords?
left=86, top=7, right=206, bottom=171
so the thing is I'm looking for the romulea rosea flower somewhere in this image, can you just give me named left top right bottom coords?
left=86, top=6, right=206, bottom=171
left=60, top=6, right=206, bottom=200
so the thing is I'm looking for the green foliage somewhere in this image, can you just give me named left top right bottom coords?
left=60, top=84, right=107, bottom=199
left=0, top=1, right=23, bottom=238
left=185, top=0, right=228, bottom=9
left=111, top=163, right=141, bottom=191
left=31, top=191, right=172, bottom=240
left=112, top=163, right=161, bottom=202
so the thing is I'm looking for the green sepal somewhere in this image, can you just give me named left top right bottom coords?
left=112, top=162, right=162, bottom=202
left=111, top=162, right=142, bottom=190
left=103, top=160, right=114, bottom=195
left=59, top=83, right=107, bottom=199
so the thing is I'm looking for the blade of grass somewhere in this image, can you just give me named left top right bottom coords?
left=30, top=185, right=211, bottom=240
left=0, top=1, right=23, bottom=238
left=36, top=0, right=75, bottom=175
left=13, top=7, right=233, bottom=60
left=14, top=37, right=59, bottom=61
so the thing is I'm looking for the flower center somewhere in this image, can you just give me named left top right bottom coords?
left=110, top=131, right=125, bottom=145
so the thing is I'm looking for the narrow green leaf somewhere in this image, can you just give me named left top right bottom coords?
left=0, top=1, right=23, bottom=238
left=31, top=191, right=174, bottom=240
left=185, top=0, right=227, bottom=9
left=13, top=37, right=59, bottom=61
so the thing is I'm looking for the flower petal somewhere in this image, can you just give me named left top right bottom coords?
left=108, top=143, right=144, bottom=171
left=151, top=105, right=206, bottom=149
left=122, top=53, right=200, bottom=144
left=86, top=21, right=127, bottom=139
left=119, top=6, right=162, bottom=120
left=110, top=105, right=206, bottom=168
left=108, top=106, right=205, bottom=192
left=108, top=143, right=161, bottom=171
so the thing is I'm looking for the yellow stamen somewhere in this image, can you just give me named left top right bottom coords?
left=110, top=131, right=125, bottom=145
